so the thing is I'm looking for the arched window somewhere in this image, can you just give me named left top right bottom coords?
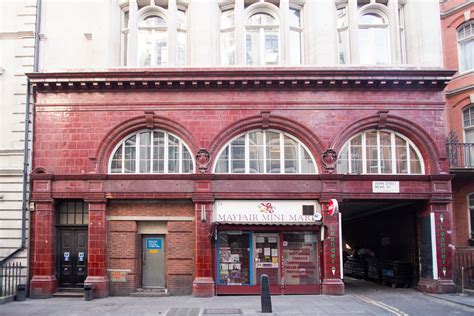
left=138, top=13, right=168, bottom=67
left=109, top=130, right=194, bottom=174
left=337, top=130, right=424, bottom=174
left=246, top=11, right=280, bottom=65
left=458, top=21, right=474, bottom=72
left=358, top=10, right=390, bottom=65
left=214, top=130, right=317, bottom=174
left=463, top=105, right=474, bottom=167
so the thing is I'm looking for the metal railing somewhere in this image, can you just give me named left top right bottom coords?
left=0, top=263, right=26, bottom=297
left=446, top=142, right=474, bottom=169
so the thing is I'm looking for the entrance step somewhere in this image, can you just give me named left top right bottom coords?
left=53, top=288, right=84, bottom=298
left=131, top=288, right=170, bottom=297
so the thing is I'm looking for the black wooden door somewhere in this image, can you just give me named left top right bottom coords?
left=58, top=229, right=88, bottom=287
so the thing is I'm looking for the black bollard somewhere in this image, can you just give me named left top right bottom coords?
left=260, top=274, right=272, bottom=313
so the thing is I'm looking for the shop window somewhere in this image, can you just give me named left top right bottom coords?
left=337, top=130, right=424, bottom=174
left=58, top=200, right=88, bottom=225
left=109, top=130, right=194, bottom=174
left=214, top=130, right=317, bottom=174
left=458, top=21, right=474, bottom=73
left=282, top=232, right=318, bottom=285
left=218, top=231, right=251, bottom=285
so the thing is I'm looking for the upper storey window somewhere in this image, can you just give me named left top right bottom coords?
left=458, top=21, right=474, bottom=73
left=337, top=130, right=424, bottom=175
left=246, top=12, right=280, bottom=65
left=214, top=130, right=317, bottom=174
left=358, top=11, right=389, bottom=65
left=120, top=1, right=187, bottom=67
left=219, top=1, right=302, bottom=66
left=336, top=1, right=406, bottom=65
left=109, top=130, right=194, bottom=174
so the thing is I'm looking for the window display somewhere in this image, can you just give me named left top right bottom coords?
left=218, top=231, right=250, bottom=285
left=283, top=232, right=318, bottom=285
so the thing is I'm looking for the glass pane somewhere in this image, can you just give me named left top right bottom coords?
left=75, top=201, right=83, bottom=225
left=124, top=136, right=136, bottom=173
left=464, top=107, right=473, bottom=128
left=264, top=32, right=279, bottom=65
left=182, top=145, right=193, bottom=173
left=301, top=149, right=315, bottom=173
left=284, top=136, right=299, bottom=173
left=67, top=201, right=75, bottom=224
left=395, top=136, right=408, bottom=174
left=360, top=13, right=385, bottom=25
left=247, top=13, right=276, bottom=26
left=153, top=132, right=165, bottom=173
left=216, top=147, right=229, bottom=173
left=231, top=136, right=245, bottom=173
left=366, top=131, right=378, bottom=173
left=177, top=31, right=186, bottom=66
left=409, top=146, right=422, bottom=174
left=139, top=132, right=151, bottom=173
left=221, top=9, right=234, bottom=28
left=460, top=39, right=474, bottom=72
left=289, top=30, right=301, bottom=65
left=283, top=232, right=318, bottom=285
left=249, top=131, right=264, bottom=173
left=337, top=144, right=348, bottom=174
left=246, top=30, right=259, bottom=65
left=266, top=132, right=280, bottom=173
left=111, top=144, right=123, bottom=173
left=168, top=135, right=179, bottom=173
left=139, top=15, right=166, bottom=27
left=379, top=132, right=392, bottom=173
left=218, top=232, right=250, bottom=285
left=59, top=202, right=67, bottom=224
left=177, top=10, right=186, bottom=29
left=350, top=134, right=363, bottom=173
left=138, top=29, right=168, bottom=67
left=289, top=8, right=300, bottom=28
left=221, top=31, right=235, bottom=65
left=374, top=28, right=389, bottom=64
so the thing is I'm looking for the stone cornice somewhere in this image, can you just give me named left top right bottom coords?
left=27, top=67, right=456, bottom=92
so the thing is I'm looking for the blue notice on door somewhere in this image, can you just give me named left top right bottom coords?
left=146, top=238, right=162, bottom=250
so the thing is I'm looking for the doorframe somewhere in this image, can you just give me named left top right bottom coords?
left=55, top=225, right=88, bottom=287
left=141, top=234, right=166, bottom=288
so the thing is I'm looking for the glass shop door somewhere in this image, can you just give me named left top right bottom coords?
left=254, top=233, right=280, bottom=285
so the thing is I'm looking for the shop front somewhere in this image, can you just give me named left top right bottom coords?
left=213, top=200, right=323, bottom=295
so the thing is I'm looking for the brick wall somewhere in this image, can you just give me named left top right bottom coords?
left=106, top=201, right=194, bottom=296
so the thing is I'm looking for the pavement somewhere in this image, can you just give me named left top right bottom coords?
left=1, top=278, right=474, bottom=316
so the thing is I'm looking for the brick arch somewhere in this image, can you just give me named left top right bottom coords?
left=447, top=16, right=473, bottom=29
left=208, top=114, right=325, bottom=173
left=330, top=114, right=442, bottom=174
left=95, top=114, right=200, bottom=174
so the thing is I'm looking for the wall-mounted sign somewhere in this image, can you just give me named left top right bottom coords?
left=146, top=238, right=163, bottom=250
left=372, top=181, right=400, bottom=193
left=109, top=270, right=128, bottom=283
left=78, top=252, right=85, bottom=262
left=214, top=200, right=321, bottom=224
left=64, top=252, right=70, bottom=262
left=328, top=199, right=339, bottom=216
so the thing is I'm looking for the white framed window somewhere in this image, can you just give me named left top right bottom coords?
left=220, top=8, right=236, bottom=65
left=458, top=21, right=474, bottom=73
left=214, top=130, right=317, bottom=174
left=358, top=10, right=390, bottom=65
left=138, top=13, right=168, bottom=67
left=109, top=130, right=194, bottom=174
left=337, top=130, right=424, bottom=174
left=245, top=10, right=280, bottom=65
left=463, top=105, right=474, bottom=167
left=469, top=193, right=474, bottom=240
left=121, top=8, right=129, bottom=66
left=337, top=5, right=350, bottom=64
left=289, top=6, right=302, bottom=65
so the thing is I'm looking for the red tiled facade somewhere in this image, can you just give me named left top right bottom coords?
left=28, top=68, right=457, bottom=297
left=441, top=0, right=474, bottom=287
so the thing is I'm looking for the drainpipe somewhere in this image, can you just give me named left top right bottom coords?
left=1, top=0, right=42, bottom=264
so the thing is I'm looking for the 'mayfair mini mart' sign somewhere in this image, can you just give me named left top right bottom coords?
left=213, top=200, right=321, bottom=224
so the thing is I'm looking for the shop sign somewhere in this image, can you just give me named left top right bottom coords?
left=146, top=238, right=162, bottom=250
left=108, top=270, right=128, bottom=283
left=214, top=200, right=321, bottom=224
left=372, top=181, right=399, bottom=193
left=327, top=199, right=339, bottom=216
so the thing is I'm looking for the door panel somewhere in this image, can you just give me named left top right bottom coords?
left=142, top=235, right=166, bottom=287
left=58, top=228, right=88, bottom=287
